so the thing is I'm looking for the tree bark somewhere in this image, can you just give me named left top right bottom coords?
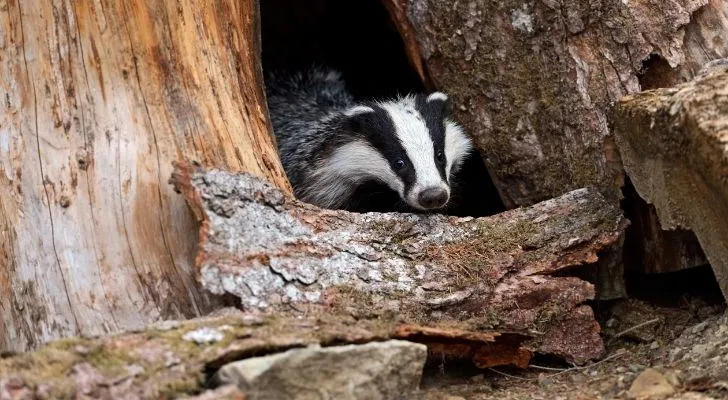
left=384, top=0, right=728, bottom=208
left=613, top=67, right=728, bottom=299
left=0, top=0, right=290, bottom=351
left=382, top=0, right=728, bottom=280
left=171, top=161, right=628, bottom=365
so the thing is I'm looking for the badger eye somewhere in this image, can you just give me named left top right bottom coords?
left=436, top=151, right=444, bottom=161
left=394, top=159, right=406, bottom=170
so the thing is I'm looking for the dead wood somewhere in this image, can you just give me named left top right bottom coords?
left=0, top=0, right=291, bottom=352
left=171, top=160, right=628, bottom=365
left=613, top=66, right=728, bottom=299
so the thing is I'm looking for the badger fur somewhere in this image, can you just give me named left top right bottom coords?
left=265, top=67, right=474, bottom=212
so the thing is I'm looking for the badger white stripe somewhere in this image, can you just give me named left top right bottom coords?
left=444, top=120, right=473, bottom=179
left=301, top=140, right=404, bottom=209
left=378, top=96, right=449, bottom=209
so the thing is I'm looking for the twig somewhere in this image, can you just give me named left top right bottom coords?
left=528, top=364, right=568, bottom=372
left=487, top=368, right=535, bottom=381
left=527, top=349, right=629, bottom=376
left=614, top=318, right=661, bottom=338
left=492, top=349, right=629, bottom=382
left=546, top=349, right=628, bottom=378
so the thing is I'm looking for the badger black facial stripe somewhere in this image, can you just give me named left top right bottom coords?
left=350, top=105, right=417, bottom=193
left=378, top=96, right=450, bottom=209
left=414, top=95, right=447, bottom=181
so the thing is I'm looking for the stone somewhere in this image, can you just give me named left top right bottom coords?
left=184, top=384, right=246, bottom=400
left=182, top=327, right=225, bottom=344
left=627, top=368, right=675, bottom=399
left=213, top=340, right=427, bottom=400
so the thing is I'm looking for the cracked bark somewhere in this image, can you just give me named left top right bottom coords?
left=0, top=0, right=291, bottom=351
left=171, top=161, right=628, bottom=365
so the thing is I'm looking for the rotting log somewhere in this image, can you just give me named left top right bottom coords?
left=171, top=161, right=629, bottom=365
left=613, top=66, right=728, bottom=299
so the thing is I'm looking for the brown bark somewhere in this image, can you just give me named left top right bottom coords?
left=171, top=161, right=628, bottom=365
left=613, top=67, right=728, bottom=299
left=0, top=0, right=290, bottom=351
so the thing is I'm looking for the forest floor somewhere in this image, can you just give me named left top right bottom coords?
left=421, top=291, right=728, bottom=400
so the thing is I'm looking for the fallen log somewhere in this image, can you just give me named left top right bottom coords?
left=613, top=65, right=728, bottom=300
left=0, top=163, right=626, bottom=398
left=171, top=161, right=628, bottom=365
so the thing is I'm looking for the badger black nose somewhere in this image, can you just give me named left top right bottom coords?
left=418, top=187, right=448, bottom=209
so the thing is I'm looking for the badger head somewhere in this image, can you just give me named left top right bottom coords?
left=325, top=92, right=473, bottom=211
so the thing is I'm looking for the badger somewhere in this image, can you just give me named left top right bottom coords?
left=265, top=67, right=474, bottom=213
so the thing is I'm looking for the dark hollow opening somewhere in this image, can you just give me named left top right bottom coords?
left=619, top=178, right=724, bottom=308
left=259, top=0, right=505, bottom=217
left=637, top=53, right=681, bottom=90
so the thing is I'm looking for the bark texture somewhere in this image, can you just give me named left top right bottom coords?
left=171, top=161, right=628, bottom=365
left=394, top=0, right=728, bottom=207
left=0, top=0, right=290, bottom=351
left=613, top=67, right=728, bottom=299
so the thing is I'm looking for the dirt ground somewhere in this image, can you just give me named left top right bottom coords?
left=420, top=295, right=728, bottom=400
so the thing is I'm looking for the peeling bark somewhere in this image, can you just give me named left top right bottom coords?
left=171, top=161, right=628, bottom=364
left=0, top=0, right=291, bottom=351
left=613, top=67, right=728, bottom=299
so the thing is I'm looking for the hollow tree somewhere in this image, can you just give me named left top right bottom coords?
left=0, top=0, right=290, bottom=351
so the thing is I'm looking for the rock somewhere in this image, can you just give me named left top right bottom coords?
left=667, top=393, right=717, bottom=400
left=613, top=69, right=728, bottom=299
left=0, top=378, right=33, bottom=400
left=627, top=368, right=675, bottom=399
left=661, top=312, right=728, bottom=384
left=213, top=340, right=427, bottom=400
left=182, top=384, right=246, bottom=400
left=182, top=327, right=225, bottom=344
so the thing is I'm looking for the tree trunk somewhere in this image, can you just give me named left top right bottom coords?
left=384, top=0, right=727, bottom=207
left=0, top=0, right=290, bottom=351
left=382, top=0, right=728, bottom=278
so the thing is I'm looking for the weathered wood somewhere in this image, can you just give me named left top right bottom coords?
left=613, top=67, right=728, bottom=299
left=0, top=311, right=535, bottom=399
left=171, top=161, right=628, bottom=365
left=0, top=0, right=290, bottom=351
left=622, top=182, right=708, bottom=274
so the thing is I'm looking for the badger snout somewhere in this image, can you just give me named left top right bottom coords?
left=417, top=187, right=449, bottom=209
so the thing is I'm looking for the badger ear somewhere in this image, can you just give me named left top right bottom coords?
left=426, top=92, right=452, bottom=117
left=343, top=105, right=376, bottom=117
left=342, top=105, right=376, bottom=132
